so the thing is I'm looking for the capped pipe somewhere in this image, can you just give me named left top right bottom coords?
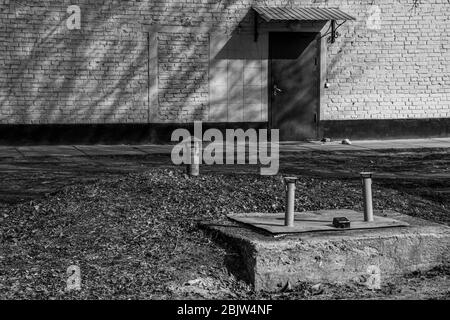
left=360, top=172, right=374, bottom=222
left=284, top=177, right=298, bottom=227
left=187, top=139, right=201, bottom=176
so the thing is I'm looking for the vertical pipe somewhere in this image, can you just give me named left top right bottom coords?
left=284, top=177, right=298, bottom=227
left=187, top=140, right=200, bottom=176
left=361, top=172, right=374, bottom=222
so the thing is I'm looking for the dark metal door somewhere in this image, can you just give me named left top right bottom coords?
left=269, top=32, right=320, bottom=141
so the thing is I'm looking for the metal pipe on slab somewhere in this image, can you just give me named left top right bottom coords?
left=360, top=172, right=374, bottom=222
left=284, top=177, right=298, bottom=227
left=187, top=140, right=200, bottom=176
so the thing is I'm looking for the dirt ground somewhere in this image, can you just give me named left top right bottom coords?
left=0, top=148, right=448, bottom=299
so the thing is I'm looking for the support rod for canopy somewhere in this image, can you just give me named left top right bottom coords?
left=331, top=20, right=336, bottom=43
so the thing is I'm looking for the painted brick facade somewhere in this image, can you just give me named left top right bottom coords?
left=323, top=0, right=450, bottom=120
left=0, top=0, right=449, bottom=126
left=158, top=32, right=209, bottom=121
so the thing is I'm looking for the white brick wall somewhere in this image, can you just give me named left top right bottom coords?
left=0, top=0, right=448, bottom=124
left=321, top=0, right=450, bottom=120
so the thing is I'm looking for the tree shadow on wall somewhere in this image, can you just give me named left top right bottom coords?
left=0, top=1, right=370, bottom=143
left=0, top=0, right=253, bottom=143
left=0, top=1, right=159, bottom=144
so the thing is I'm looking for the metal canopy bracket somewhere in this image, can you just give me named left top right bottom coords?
left=252, top=6, right=355, bottom=44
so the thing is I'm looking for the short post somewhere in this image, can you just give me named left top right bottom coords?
left=187, top=139, right=201, bottom=176
left=360, top=172, right=374, bottom=222
left=284, top=177, right=298, bottom=227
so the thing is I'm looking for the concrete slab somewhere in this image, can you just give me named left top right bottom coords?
left=279, top=146, right=315, bottom=152
left=0, top=138, right=447, bottom=158
left=0, top=147, right=22, bottom=158
left=75, top=145, right=146, bottom=156
left=378, top=139, right=449, bottom=149
left=283, top=141, right=362, bottom=150
left=401, top=142, right=450, bottom=149
left=203, top=210, right=450, bottom=291
left=228, top=210, right=409, bottom=235
left=132, top=145, right=173, bottom=154
left=431, top=138, right=450, bottom=143
left=349, top=139, right=449, bottom=150
left=300, top=144, right=364, bottom=151
left=17, top=146, right=84, bottom=157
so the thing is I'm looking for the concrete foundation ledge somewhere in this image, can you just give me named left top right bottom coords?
left=201, top=211, right=450, bottom=292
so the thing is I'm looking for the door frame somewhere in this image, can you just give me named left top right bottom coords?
left=268, top=31, right=323, bottom=140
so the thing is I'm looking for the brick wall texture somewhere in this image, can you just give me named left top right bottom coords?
left=158, top=32, right=209, bottom=121
left=0, top=0, right=449, bottom=124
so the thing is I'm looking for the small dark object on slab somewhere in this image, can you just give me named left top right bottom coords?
left=333, top=217, right=351, bottom=229
left=228, top=210, right=409, bottom=235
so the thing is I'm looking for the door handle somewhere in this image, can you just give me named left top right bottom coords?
left=273, top=84, right=283, bottom=96
left=314, top=113, right=317, bottom=123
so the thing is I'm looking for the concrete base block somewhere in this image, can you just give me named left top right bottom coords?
left=202, top=211, right=450, bottom=292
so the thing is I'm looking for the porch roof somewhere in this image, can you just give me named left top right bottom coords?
left=252, top=6, right=356, bottom=22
